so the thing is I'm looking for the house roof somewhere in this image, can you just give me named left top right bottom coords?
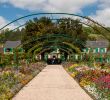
left=86, top=41, right=109, bottom=48
left=4, top=41, right=21, bottom=48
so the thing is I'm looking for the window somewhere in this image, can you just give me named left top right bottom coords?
left=5, top=48, right=12, bottom=52
left=100, top=48, right=106, bottom=53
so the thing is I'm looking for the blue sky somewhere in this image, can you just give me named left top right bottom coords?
left=0, top=0, right=110, bottom=28
left=0, top=4, right=30, bottom=20
left=82, top=3, right=98, bottom=16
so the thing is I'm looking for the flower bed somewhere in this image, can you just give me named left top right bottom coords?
left=64, top=62, right=110, bottom=100
left=0, top=62, right=46, bottom=100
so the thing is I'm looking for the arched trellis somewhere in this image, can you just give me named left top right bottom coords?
left=14, top=32, right=86, bottom=63
left=27, top=43, right=43, bottom=55
left=17, top=33, right=86, bottom=50
left=33, top=46, right=71, bottom=60
left=1, top=13, right=110, bottom=64
left=27, top=44, right=73, bottom=55
left=0, top=13, right=110, bottom=33
left=6, top=18, right=105, bottom=38
left=33, top=46, right=71, bottom=56
left=2, top=13, right=110, bottom=56
left=26, top=41, right=82, bottom=62
left=2, top=13, right=110, bottom=53
left=26, top=44, right=73, bottom=62
left=24, top=39, right=82, bottom=54
left=11, top=32, right=84, bottom=63
left=26, top=40, right=79, bottom=57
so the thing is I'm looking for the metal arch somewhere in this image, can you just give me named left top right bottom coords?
left=32, top=46, right=71, bottom=61
left=62, top=42, right=81, bottom=54
left=16, top=33, right=85, bottom=49
left=41, top=48, right=70, bottom=55
left=34, top=48, right=50, bottom=56
left=25, top=37, right=83, bottom=54
left=5, top=19, right=106, bottom=44
left=43, top=41, right=81, bottom=53
left=0, top=13, right=110, bottom=33
left=42, top=45, right=73, bottom=54
left=6, top=18, right=104, bottom=35
left=33, top=46, right=71, bottom=56
left=15, top=35, right=83, bottom=57
left=26, top=41, right=75, bottom=55
left=25, top=40, right=76, bottom=58
left=27, top=43, right=43, bottom=55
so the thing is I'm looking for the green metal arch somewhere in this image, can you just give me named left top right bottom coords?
left=63, top=42, right=81, bottom=54
left=0, top=13, right=110, bottom=33
left=27, top=43, right=43, bottom=55
left=27, top=41, right=74, bottom=56
left=33, top=46, right=71, bottom=57
left=32, top=46, right=71, bottom=61
left=42, top=45, right=73, bottom=54
left=26, top=39, right=81, bottom=56
left=17, top=33, right=85, bottom=49
left=6, top=18, right=104, bottom=37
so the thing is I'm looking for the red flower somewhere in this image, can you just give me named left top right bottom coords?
left=94, top=74, right=110, bottom=89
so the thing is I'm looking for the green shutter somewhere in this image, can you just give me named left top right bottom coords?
left=4, top=48, right=6, bottom=53
left=44, top=53, right=48, bottom=61
left=86, top=48, right=88, bottom=52
left=95, top=48, right=99, bottom=53
left=100, top=48, right=105, bottom=53
left=90, top=48, right=93, bottom=52
left=83, top=49, right=86, bottom=52
left=11, top=48, right=13, bottom=52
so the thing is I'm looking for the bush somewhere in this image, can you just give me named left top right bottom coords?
left=0, top=62, right=6, bottom=69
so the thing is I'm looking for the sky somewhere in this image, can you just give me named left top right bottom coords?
left=0, top=0, right=110, bottom=29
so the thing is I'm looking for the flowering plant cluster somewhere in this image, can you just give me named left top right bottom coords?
left=65, top=62, right=110, bottom=100
left=0, top=62, right=46, bottom=100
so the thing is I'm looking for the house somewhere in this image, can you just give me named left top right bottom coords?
left=3, top=41, right=23, bottom=54
left=45, top=49, right=61, bottom=60
left=83, top=40, right=109, bottom=63
left=83, top=41, right=109, bottom=54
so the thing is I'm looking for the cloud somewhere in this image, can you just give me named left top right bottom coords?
left=2, top=0, right=110, bottom=27
left=99, top=0, right=110, bottom=9
left=0, top=0, right=97, bottom=13
left=0, top=16, right=8, bottom=29
left=44, top=0, right=97, bottom=13
left=92, top=8, right=110, bottom=26
left=0, top=16, right=17, bottom=30
left=91, top=0, right=110, bottom=26
left=0, top=0, right=8, bottom=3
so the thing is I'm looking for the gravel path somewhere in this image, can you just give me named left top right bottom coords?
left=13, top=65, right=93, bottom=100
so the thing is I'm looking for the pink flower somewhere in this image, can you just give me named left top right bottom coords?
left=94, top=74, right=110, bottom=89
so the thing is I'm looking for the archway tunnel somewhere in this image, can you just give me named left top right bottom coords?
left=24, top=36, right=82, bottom=64
left=1, top=13, right=110, bottom=65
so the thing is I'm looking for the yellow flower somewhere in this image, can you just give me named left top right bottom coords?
left=70, top=64, right=78, bottom=68
left=70, top=72, right=78, bottom=78
left=69, top=64, right=78, bottom=69
left=68, top=64, right=79, bottom=72
left=73, top=64, right=79, bottom=67
left=80, top=79, right=91, bottom=87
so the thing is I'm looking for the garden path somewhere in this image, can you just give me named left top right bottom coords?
left=13, top=65, right=92, bottom=100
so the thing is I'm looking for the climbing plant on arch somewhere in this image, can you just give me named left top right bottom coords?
left=1, top=12, right=110, bottom=64
left=19, top=34, right=84, bottom=58
left=20, top=39, right=82, bottom=62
